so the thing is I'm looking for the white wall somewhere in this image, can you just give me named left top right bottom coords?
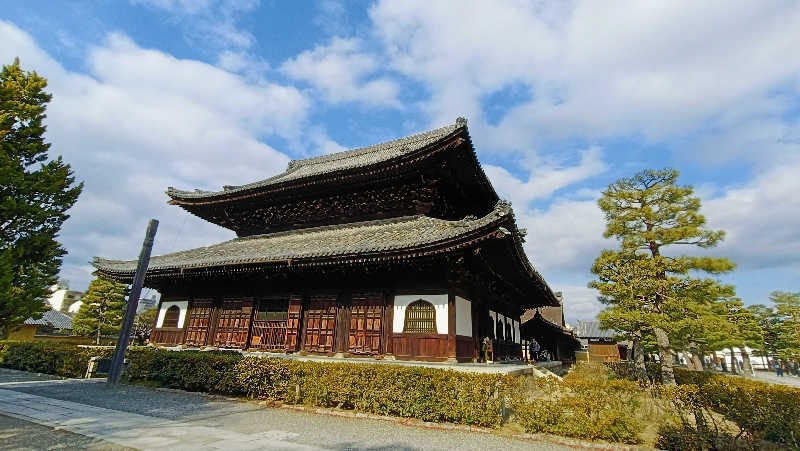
left=455, top=296, right=472, bottom=336
left=513, top=319, right=521, bottom=344
left=156, top=300, right=188, bottom=328
left=489, top=310, right=497, bottom=337
left=393, top=294, right=448, bottom=334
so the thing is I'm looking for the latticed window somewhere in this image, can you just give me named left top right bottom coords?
left=403, top=300, right=436, bottom=333
left=162, top=305, right=180, bottom=328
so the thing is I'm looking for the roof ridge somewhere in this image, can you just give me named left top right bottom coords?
left=285, top=119, right=464, bottom=172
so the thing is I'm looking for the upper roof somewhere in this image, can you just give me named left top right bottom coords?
left=167, top=119, right=466, bottom=201
left=574, top=320, right=616, bottom=339
left=24, top=310, right=73, bottom=329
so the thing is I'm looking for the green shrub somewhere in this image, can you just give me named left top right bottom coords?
left=0, top=341, right=113, bottom=377
left=513, top=364, right=643, bottom=444
left=123, top=352, right=512, bottom=427
left=604, top=361, right=663, bottom=384
left=673, top=367, right=716, bottom=386
left=657, top=376, right=800, bottom=449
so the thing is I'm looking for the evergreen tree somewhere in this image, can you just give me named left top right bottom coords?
left=0, top=58, right=82, bottom=336
left=72, top=278, right=127, bottom=345
left=770, top=291, right=800, bottom=359
left=590, top=169, right=734, bottom=385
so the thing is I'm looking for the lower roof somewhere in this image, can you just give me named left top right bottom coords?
left=93, top=202, right=559, bottom=307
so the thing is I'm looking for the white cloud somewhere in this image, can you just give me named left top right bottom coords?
left=557, top=285, right=603, bottom=324
left=704, top=160, right=800, bottom=271
left=485, top=146, right=606, bottom=209
left=281, top=37, right=400, bottom=107
left=370, top=0, right=800, bottom=157
left=0, top=21, right=308, bottom=291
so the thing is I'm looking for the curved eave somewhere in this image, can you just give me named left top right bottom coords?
left=166, top=125, right=498, bottom=209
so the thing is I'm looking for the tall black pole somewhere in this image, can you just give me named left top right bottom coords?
left=108, top=219, right=158, bottom=384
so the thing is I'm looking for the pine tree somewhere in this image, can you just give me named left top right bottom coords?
left=0, top=58, right=83, bottom=336
left=770, top=291, right=800, bottom=359
left=72, top=278, right=128, bottom=345
left=590, top=169, right=735, bottom=385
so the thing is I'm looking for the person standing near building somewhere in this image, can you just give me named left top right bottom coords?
left=528, top=339, right=540, bottom=364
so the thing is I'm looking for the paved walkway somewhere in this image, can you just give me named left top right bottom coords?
left=0, top=369, right=573, bottom=451
left=751, top=370, right=800, bottom=388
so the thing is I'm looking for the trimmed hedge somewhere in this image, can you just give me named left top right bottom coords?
left=0, top=341, right=113, bottom=377
left=124, top=351, right=513, bottom=427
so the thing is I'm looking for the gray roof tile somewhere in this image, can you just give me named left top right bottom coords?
left=94, top=200, right=511, bottom=275
left=24, top=310, right=73, bottom=329
left=168, top=120, right=465, bottom=200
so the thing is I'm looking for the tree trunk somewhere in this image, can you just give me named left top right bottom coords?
left=654, top=326, right=676, bottom=385
left=741, top=347, right=754, bottom=377
left=692, top=353, right=704, bottom=372
left=632, top=337, right=649, bottom=384
left=729, top=348, right=738, bottom=375
left=95, top=324, right=101, bottom=345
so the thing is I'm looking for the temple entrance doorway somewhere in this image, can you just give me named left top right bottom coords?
left=249, top=298, right=289, bottom=351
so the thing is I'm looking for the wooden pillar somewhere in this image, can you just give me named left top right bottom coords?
left=207, top=297, right=221, bottom=347
left=447, top=291, right=456, bottom=361
left=334, top=291, right=351, bottom=355
left=383, top=291, right=394, bottom=357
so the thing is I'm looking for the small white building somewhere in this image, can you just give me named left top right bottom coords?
left=46, top=283, right=84, bottom=314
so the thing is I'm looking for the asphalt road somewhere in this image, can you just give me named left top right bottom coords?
left=0, top=368, right=573, bottom=451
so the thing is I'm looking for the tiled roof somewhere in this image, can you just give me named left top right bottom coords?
left=168, top=119, right=465, bottom=200
left=574, top=320, right=616, bottom=339
left=24, top=310, right=73, bottom=329
left=94, top=200, right=514, bottom=275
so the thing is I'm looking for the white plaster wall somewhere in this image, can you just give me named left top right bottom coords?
left=156, top=300, right=188, bottom=328
left=393, top=294, right=448, bottom=334
left=455, top=296, right=472, bottom=336
left=47, top=290, right=67, bottom=311
left=514, top=319, right=521, bottom=344
left=67, top=301, right=83, bottom=314
left=489, top=310, right=496, bottom=336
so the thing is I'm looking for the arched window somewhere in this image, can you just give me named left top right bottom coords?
left=163, top=305, right=180, bottom=328
left=496, top=318, right=504, bottom=341
left=506, top=322, right=513, bottom=342
left=403, top=300, right=436, bottom=333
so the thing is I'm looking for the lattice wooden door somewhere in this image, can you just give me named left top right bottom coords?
left=213, top=298, right=253, bottom=348
left=249, top=298, right=289, bottom=351
left=184, top=299, right=213, bottom=346
left=349, top=293, right=383, bottom=354
left=303, top=296, right=337, bottom=353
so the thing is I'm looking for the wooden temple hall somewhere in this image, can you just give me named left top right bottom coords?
left=94, top=118, right=560, bottom=362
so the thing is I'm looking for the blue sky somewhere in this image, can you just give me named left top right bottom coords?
left=2, top=1, right=799, bottom=322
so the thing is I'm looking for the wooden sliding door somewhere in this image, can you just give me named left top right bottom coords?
left=212, top=298, right=253, bottom=348
left=349, top=293, right=383, bottom=355
left=303, top=296, right=337, bottom=353
left=184, top=299, right=213, bottom=346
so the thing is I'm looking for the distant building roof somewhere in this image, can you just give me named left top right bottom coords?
left=574, top=320, right=615, bottom=339
left=24, top=310, right=73, bottom=330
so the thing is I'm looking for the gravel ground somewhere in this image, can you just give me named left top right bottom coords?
left=0, top=414, right=134, bottom=451
left=0, top=369, right=575, bottom=451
